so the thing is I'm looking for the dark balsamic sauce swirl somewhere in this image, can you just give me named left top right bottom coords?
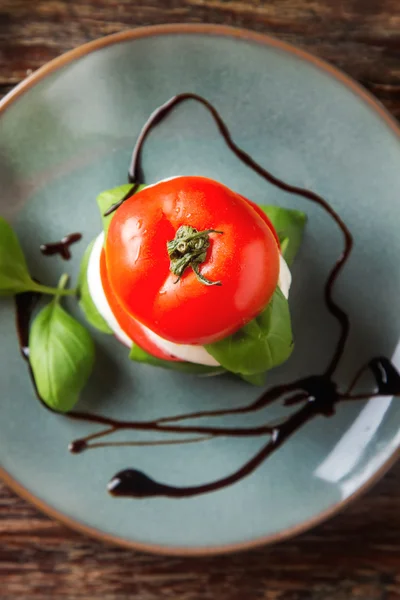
left=15, top=93, right=400, bottom=500
left=106, top=93, right=353, bottom=376
left=40, top=233, right=82, bottom=260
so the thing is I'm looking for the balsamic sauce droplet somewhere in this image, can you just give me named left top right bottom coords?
left=292, top=375, right=338, bottom=417
left=40, top=232, right=82, bottom=260
left=68, top=439, right=88, bottom=454
left=107, top=470, right=176, bottom=498
left=369, top=357, right=400, bottom=395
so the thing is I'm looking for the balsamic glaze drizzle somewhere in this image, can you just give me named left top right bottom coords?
left=15, top=94, right=400, bottom=500
left=40, top=232, right=82, bottom=260
left=106, top=93, right=353, bottom=377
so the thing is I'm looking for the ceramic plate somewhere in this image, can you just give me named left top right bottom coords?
left=1, top=25, right=400, bottom=555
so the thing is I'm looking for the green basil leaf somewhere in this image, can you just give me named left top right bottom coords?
left=279, top=237, right=290, bottom=258
left=29, top=276, right=95, bottom=412
left=0, top=217, right=78, bottom=297
left=206, top=287, right=293, bottom=376
left=78, top=240, right=112, bottom=334
left=97, top=184, right=146, bottom=235
left=0, top=217, right=40, bottom=295
left=129, top=343, right=226, bottom=376
left=239, top=372, right=268, bottom=386
left=259, top=205, right=306, bottom=266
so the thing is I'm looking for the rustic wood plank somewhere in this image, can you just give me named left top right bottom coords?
left=1, top=462, right=400, bottom=599
left=1, top=0, right=400, bottom=116
left=1, top=1, right=400, bottom=598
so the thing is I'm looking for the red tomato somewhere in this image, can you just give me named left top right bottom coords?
left=100, top=249, right=179, bottom=361
left=243, top=197, right=280, bottom=247
left=105, top=176, right=280, bottom=345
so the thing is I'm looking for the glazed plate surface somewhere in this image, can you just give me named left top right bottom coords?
left=1, top=25, right=400, bottom=554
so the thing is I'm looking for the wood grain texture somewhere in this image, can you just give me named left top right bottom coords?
left=2, top=464, right=400, bottom=599
left=1, top=0, right=400, bottom=117
left=1, top=1, right=400, bottom=598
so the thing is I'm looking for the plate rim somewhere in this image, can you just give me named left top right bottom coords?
left=1, top=22, right=400, bottom=557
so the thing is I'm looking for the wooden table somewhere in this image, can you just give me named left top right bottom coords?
left=1, top=1, right=400, bottom=598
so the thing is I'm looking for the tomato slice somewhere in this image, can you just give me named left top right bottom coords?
left=242, top=197, right=280, bottom=247
left=100, top=249, right=179, bottom=361
left=106, top=177, right=280, bottom=345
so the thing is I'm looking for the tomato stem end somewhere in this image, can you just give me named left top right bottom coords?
left=167, top=225, right=223, bottom=286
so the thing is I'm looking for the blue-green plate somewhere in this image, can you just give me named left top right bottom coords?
left=1, top=25, right=400, bottom=555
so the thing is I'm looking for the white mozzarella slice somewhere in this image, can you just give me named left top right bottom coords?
left=278, top=254, right=292, bottom=299
left=87, top=233, right=133, bottom=348
left=141, top=325, right=219, bottom=367
left=144, top=176, right=182, bottom=190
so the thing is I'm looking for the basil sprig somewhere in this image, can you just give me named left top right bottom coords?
left=0, top=217, right=94, bottom=409
left=0, top=217, right=76, bottom=297
left=29, top=274, right=95, bottom=412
